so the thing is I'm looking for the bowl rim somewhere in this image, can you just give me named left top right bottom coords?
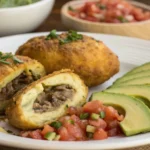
left=0, top=0, right=53, bottom=11
left=61, top=0, right=150, bottom=26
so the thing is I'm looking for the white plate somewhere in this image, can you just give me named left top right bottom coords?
left=0, top=32, right=150, bottom=150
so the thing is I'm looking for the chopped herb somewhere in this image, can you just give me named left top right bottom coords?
left=68, top=6, right=74, bottom=11
left=59, top=30, right=83, bottom=45
left=117, top=16, right=129, bottom=23
left=80, top=113, right=89, bottom=120
left=13, top=56, right=23, bottom=64
left=87, top=132, right=93, bottom=138
left=45, top=29, right=58, bottom=40
left=99, top=5, right=106, bottom=10
left=99, top=111, right=105, bottom=119
left=68, top=120, right=74, bottom=124
left=45, top=30, right=83, bottom=45
left=0, top=52, right=23, bottom=65
left=50, top=121, right=62, bottom=129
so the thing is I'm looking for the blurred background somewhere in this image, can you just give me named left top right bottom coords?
left=35, top=0, right=150, bottom=32
left=0, top=0, right=150, bottom=39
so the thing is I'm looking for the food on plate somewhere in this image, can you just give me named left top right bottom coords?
left=16, top=30, right=120, bottom=87
left=68, top=0, right=150, bottom=23
left=113, top=76, right=150, bottom=87
left=113, top=70, right=150, bottom=85
left=6, top=69, right=88, bottom=130
left=20, top=100, right=123, bottom=141
left=105, top=85, right=150, bottom=108
left=0, top=0, right=40, bottom=8
left=113, top=62, right=150, bottom=85
left=0, top=52, right=46, bottom=114
left=90, top=92, right=150, bottom=136
left=0, top=127, right=7, bottom=134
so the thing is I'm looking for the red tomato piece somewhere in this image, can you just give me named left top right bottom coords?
left=89, top=118, right=107, bottom=129
left=65, top=123, right=86, bottom=140
left=104, top=106, right=119, bottom=121
left=83, top=100, right=104, bottom=113
left=108, top=128, right=118, bottom=137
left=41, top=125, right=55, bottom=136
left=93, top=128, right=108, bottom=140
left=58, top=127, right=75, bottom=141
left=20, top=131, right=30, bottom=138
left=29, top=129, right=43, bottom=140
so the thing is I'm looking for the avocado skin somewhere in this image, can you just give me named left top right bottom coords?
left=105, top=85, right=150, bottom=108
left=90, top=92, right=150, bottom=136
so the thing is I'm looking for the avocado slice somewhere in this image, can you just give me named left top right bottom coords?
left=124, top=62, right=150, bottom=76
left=112, top=76, right=150, bottom=87
left=114, top=70, right=150, bottom=85
left=105, top=85, right=150, bottom=108
left=90, top=92, right=150, bottom=136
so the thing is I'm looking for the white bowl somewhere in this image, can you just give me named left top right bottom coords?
left=0, top=0, right=55, bottom=36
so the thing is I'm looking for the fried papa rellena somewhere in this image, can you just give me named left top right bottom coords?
left=0, top=54, right=46, bottom=114
left=6, top=69, right=88, bottom=130
left=16, top=31, right=120, bottom=87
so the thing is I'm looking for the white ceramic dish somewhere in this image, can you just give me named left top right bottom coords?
left=0, top=0, right=55, bottom=36
left=0, top=32, right=150, bottom=150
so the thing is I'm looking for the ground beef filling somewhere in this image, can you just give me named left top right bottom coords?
left=33, top=85, right=75, bottom=113
left=0, top=72, right=34, bottom=101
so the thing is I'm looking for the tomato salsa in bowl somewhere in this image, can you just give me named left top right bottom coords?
left=61, top=0, right=150, bottom=40
left=68, top=0, right=150, bottom=23
left=21, top=100, right=124, bottom=141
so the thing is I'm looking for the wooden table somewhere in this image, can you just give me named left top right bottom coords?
left=1, top=0, right=150, bottom=149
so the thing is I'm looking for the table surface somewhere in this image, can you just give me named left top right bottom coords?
left=1, top=0, right=150, bottom=149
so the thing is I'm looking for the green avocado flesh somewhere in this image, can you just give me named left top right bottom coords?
left=105, top=85, right=150, bottom=108
left=90, top=92, right=150, bottom=136
left=112, top=76, right=150, bottom=87
left=114, top=70, right=150, bottom=85
left=123, top=62, right=150, bottom=76
left=0, top=0, right=39, bottom=8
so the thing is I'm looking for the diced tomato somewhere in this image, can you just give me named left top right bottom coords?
left=70, top=115, right=81, bottom=124
left=89, top=118, right=107, bottom=129
left=79, top=120, right=88, bottom=131
left=104, top=106, right=119, bottom=121
left=20, top=131, right=30, bottom=138
left=84, top=2, right=100, bottom=16
left=41, top=125, right=55, bottom=136
left=107, top=120, right=119, bottom=130
left=93, top=128, right=108, bottom=140
left=59, top=116, right=71, bottom=125
left=68, top=0, right=150, bottom=23
left=58, top=127, right=75, bottom=141
left=29, top=129, right=43, bottom=140
left=108, top=128, right=118, bottom=137
left=65, top=123, right=86, bottom=140
left=83, top=100, right=104, bottom=113
left=67, top=107, right=78, bottom=115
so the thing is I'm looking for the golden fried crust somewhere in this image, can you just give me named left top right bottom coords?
left=0, top=55, right=46, bottom=89
left=16, top=33, right=120, bottom=87
left=6, top=69, right=88, bottom=130
left=0, top=55, right=46, bottom=114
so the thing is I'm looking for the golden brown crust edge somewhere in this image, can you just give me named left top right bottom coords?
left=6, top=69, right=88, bottom=130
left=16, top=34, right=120, bottom=87
left=0, top=55, right=46, bottom=87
